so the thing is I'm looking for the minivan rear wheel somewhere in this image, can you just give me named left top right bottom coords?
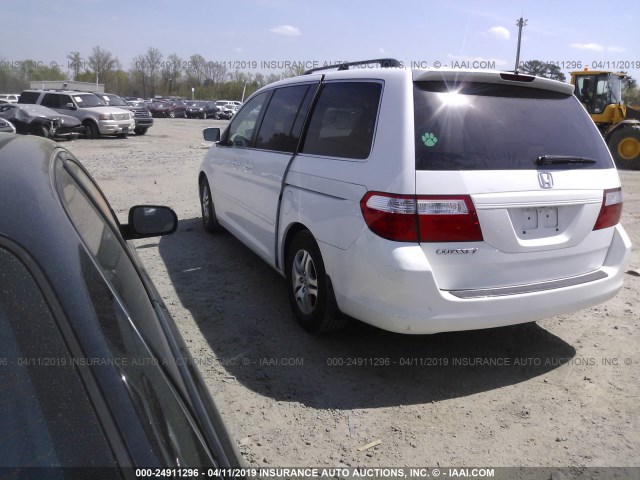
left=286, top=231, right=348, bottom=333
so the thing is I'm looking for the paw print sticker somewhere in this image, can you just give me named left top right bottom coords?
left=422, top=132, right=438, bottom=147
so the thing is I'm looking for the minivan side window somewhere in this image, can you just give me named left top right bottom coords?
left=301, top=82, right=382, bottom=160
left=224, top=91, right=270, bottom=148
left=255, top=84, right=315, bottom=153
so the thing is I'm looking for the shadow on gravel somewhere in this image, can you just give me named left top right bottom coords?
left=159, top=218, right=576, bottom=410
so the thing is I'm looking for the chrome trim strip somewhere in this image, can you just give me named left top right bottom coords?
left=447, top=270, right=608, bottom=299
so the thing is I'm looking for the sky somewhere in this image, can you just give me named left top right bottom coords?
left=1, top=0, right=638, bottom=81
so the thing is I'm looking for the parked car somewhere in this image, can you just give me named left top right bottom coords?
left=0, top=93, right=19, bottom=103
left=95, top=92, right=154, bottom=135
left=216, top=100, right=242, bottom=108
left=146, top=101, right=167, bottom=118
left=148, top=100, right=188, bottom=118
left=199, top=59, right=631, bottom=334
left=0, top=133, right=242, bottom=470
left=214, top=101, right=236, bottom=120
left=126, top=99, right=146, bottom=108
left=186, top=101, right=221, bottom=119
left=0, top=103, right=84, bottom=139
left=0, top=118, right=15, bottom=133
left=217, top=107, right=234, bottom=120
left=123, top=96, right=144, bottom=104
left=19, top=90, right=135, bottom=139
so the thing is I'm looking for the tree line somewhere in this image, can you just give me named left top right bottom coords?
left=1, top=46, right=303, bottom=100
left=1, top=47, right=637, bottom=104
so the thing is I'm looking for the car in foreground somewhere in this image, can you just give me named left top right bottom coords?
left=96, top=92, right=154, bottom=135
left=0, top=133, right=241, bottom=470
left=0, top=103, right=84, bottom=139
left=19, top=89, right=135, bottom=139
left=199, top=59, right=632, bottom=334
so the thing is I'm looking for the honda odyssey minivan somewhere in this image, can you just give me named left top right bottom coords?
left=198, top=59, right=631, bottom=334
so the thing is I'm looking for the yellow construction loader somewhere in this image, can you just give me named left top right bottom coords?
left=571, top=70, right=640, bottom=169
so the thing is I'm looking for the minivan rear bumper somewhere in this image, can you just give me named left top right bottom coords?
left=324, top=224, right=631, bottom=334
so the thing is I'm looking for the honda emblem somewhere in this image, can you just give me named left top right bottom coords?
left=538, top=172, right=554, bottom=189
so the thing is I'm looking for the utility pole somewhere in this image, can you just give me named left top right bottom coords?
left=514, top=17, right=528, bottom=73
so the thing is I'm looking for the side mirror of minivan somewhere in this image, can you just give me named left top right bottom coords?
left=65, top=103, right=76, bottom=110
left=203, top=127, right=220, bottom=142
left=121, top=205, right=178, bottom=240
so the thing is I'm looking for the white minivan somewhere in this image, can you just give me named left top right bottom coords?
left=198, top=59, right=631, bottom=334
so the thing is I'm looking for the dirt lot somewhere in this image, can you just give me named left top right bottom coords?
left=66, top=118, right=640, bottom=472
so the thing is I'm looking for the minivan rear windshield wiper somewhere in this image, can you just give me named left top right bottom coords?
left=536, top=155, right=598, bottom=165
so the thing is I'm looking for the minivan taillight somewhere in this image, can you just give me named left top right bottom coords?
left=593, top=187, right=623, bottom=230
left=417, top=196, right=483, bottom=242
left=360, top=192, right=484, bottom=243
left=360, top=192, right=418, bottom=242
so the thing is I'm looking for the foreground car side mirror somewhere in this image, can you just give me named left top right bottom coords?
left=121, top=205, right=178, bottom=240
left=203, top=127, right=220, bottom=142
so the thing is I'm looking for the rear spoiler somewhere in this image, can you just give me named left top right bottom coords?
left=412, top=69, right=574, bottom=95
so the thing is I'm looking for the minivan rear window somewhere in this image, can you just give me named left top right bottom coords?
left=414, top=82, right=613, bottom=170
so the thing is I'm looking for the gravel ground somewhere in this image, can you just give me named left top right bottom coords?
left=65, top=118, right=640, bottom=473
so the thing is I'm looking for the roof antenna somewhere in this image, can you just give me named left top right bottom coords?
left=514, top=17, right=527, bottom=73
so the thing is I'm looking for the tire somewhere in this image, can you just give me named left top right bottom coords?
left=30, top=124, right=49, bottom=138
left=608, top=126, right=640, bottom=170
left=199, top=177, right=223, bottom=233
left=168, top=110, right=176, bottom=118
left=134, top=127, right=147, bottom=135
left=285, top=230, right=348, bottom=333
left=84, top=121, right=100, bottom=139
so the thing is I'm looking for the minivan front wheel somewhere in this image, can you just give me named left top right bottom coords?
left=285, top=231, right=347, bottom=333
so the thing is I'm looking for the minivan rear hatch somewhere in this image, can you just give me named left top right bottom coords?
left=412, top=75, right=621, bottom=291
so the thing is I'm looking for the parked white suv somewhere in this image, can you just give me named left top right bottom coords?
left=19, top=90, right=135, bottom=139
left=198, top=59, right=631, bottom=334
left=0, top=94, right=19, bottom=103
